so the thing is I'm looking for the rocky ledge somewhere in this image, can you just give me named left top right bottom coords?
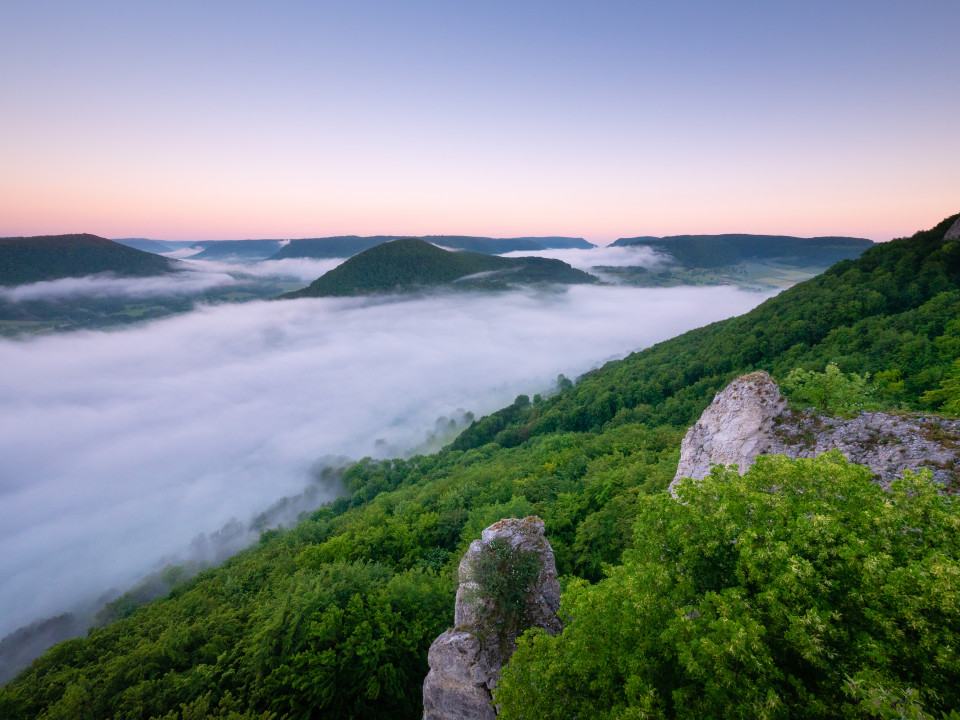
left=422, top=516, right=562, bottom=720
left=671, top=371, right=960, bottom=493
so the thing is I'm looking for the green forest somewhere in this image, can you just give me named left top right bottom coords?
left=2, top=214, right=959, bottom=719
left=601, top=234, right=874, bottom=289
left=280, top=238, right=596, bottom=298
left=612, top=234, right=873, bottom=268
left=0, top=234, right=176, bottom=285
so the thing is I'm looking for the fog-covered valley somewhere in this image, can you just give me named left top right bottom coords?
left=0, top=265, right=774, bottom=639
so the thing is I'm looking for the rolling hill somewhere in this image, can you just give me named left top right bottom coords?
left=610, top=233, right=873, bottom=267
left=0, top=234, right=177, bottom=286
left=279, top=238, right=597, bottom=298
left=270, top=235, right=594, bottom=260
left=3, top=213, right=959, bottom=719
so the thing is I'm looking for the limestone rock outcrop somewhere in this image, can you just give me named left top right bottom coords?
left=422, top=516, right=562, bottom=720
left=945, top=216, right=960, bottom=240
left=672, top=371, right=787, bottom=488
left=671, top=371, right=960, bottom=494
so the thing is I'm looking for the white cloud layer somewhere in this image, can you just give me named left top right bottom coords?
left=0, top=270, right=237, bottom=302
left=499, top=245, right=670, bottom=272
left=180, top=257, right=346, bottom=282
left=0, top=284, right=772, bottom=635
left=0, top=258, right=342, bottom=303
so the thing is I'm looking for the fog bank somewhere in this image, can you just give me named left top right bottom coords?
left=0, top=284, right=772, bottom=635
left=0, top=257, right=341, bottom=303
left=498, top=245, right=670, bottom=272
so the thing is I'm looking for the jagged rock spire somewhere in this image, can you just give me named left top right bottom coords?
left=422, top=516, right=561, bottom=720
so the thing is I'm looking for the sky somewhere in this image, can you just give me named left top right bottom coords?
left=1, top=0, right=957, bottom=243
left=0, top=276, right=772, bottom=636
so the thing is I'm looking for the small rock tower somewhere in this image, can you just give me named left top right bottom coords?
left=422, top=516, right=562, bottom=720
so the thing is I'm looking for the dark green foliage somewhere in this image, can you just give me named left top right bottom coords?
left=0, top=422, right=680, bottom=718
left=469, top=538, right=541, bottom=625
left=0, top=234, right=175, bottom=285
left=612, top=233, right=873, bottom=268
left=279, top=238, right=596, bottom=298
left=4, top=214, right=960, bottom=719
left=453, top=214, right=960, bottom=450
left=496, top=453, right=960, bottom=719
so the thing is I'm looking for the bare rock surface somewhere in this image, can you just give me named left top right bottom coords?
left=422, top=516, right=561, bottom=720
left=945, top=216, right=960, bottom=240
left=672, top=371, right=787, bottom=489
left=671, top=371, right=960, bottom=493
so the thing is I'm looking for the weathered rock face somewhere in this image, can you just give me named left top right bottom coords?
left=671, top=371, right=960, bottom=494
left=422, top=516, right=562, bottom=720
left=945, top=216, right=960, bottom=240
left=672, top=371, right=787, bottom=490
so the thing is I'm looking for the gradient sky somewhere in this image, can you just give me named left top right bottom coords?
left=1, top=0, right=957, bottom=243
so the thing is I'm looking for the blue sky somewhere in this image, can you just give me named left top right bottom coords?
left=1, top=0, right=957, bottom=242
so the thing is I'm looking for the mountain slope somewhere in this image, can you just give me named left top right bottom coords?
left=610, top=233, right=872, bottom=267
left=3, top=214, right=958, bottom=720
left=454, top=215, right=959, bottom=449
left=280, top=238, right=597, bottom=298
left=0, top=234, right=176, bottom=286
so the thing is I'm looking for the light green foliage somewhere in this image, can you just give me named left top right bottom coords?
left=921, top=358, right=960, bottom=415
left=496, top=452, right=960, bottom=719
left=460, top=497, right=535, bottom=544
left=3, top=214, right=960, bottom=718
left=782, top=362, right=874, bottom=417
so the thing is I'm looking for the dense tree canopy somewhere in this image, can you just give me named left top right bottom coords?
left=2, top=213, right=958, bottom=718
left=496, top=453, right=960, bottom=719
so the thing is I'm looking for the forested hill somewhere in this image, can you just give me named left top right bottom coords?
left=270, top=235, right=401, bottom=259
left=611, top=233, right=873, bottom=268
left=421, top=235, right=595, bottom=254
left=2, top=214, right=959, bottom=720
left=455, top=215, right=958, bottom=448
left=279, top=238, right=596, bottom=298
left=0, top=234, right=176, bottom=285
left=270, top=234, right=594, bottom=260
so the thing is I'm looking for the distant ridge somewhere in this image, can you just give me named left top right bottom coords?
left=0, top=234, right=176, bottom=286
left=271, top=235, right=594, bottom=260
left=113, top=238, right=196, bottom=254
left=280, top=238, right=597, bottom=298
left=423, top=236, right=595, bottom=254
left=610, top=233, right=873, bottom=268
left=271, top=236, right=402, bottom=260
left=188, top=240, right=284, bottom=262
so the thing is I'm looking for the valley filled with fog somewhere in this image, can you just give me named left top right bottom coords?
left=0, top=258, right=775, bottom=637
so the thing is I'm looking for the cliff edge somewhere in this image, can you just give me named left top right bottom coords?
left=671, top=371, right=960, bottom=494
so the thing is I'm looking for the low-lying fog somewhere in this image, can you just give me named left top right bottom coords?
left=498, top=245, right=669, bottom=271
left=0, top=258, right=346, bottom=303
left=0, top=279, right=773, bottom=636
